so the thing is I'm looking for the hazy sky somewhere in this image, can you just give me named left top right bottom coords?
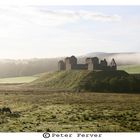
left=0, top=5, right=140, bottom=58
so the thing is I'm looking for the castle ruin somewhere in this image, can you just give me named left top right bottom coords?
left=58, top=56, right=117, bottom=71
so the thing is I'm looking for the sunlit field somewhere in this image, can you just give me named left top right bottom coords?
left=118, top=65, right=140, bottom=74
left=0, top=76, right=38, bottom=83
left=0, top=86, right=140, bottom=132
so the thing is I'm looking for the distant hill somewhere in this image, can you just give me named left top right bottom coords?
left=0, top=58, right=58, bottom=78
left=29, top=70, right=140, bottom=93
left=118, top=65, right=140, bottom=74
left=0, top=52, right=139, bottom=78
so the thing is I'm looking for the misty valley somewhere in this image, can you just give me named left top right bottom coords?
left=0, top=52, right=139, bottom=78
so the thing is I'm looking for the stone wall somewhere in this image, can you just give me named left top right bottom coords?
left=58, top=56, right=117, bottom=71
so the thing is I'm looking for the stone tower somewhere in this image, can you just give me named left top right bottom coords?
left=65, top=56, right=77, bottom=70
left=100, top=59, right=108, bottom=70
left=86, top=57, right=99, bottom=70
left=58, top=60, right=65, bottom=71
left=110, top=58, right=117, bottom=70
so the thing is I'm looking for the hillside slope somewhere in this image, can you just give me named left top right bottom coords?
left=29, top=70, right=140, bottom=93
left=30, top=70, right=90, bottom=90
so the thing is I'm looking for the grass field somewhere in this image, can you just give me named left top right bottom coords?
left=0, top=86, right=140, bottom=132
left=0, top=69, right=139, bottom=132
left=118, top=65, right=140, bottom=74
left=0, top=76, right=38, bottom=83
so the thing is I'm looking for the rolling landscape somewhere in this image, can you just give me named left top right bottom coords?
left=0, top=52, right=140, bottom=132
left=0, top=5, right=140, bottom=133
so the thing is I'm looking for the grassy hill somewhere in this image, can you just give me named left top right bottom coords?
left=30, top=70, right=90, bottom=90
left=118, top=65, right=140, bottom=74
left=29, top=70, right=140, bottom=93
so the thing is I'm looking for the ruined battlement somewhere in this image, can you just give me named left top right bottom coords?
left=58, top=56, right=117, bottom=71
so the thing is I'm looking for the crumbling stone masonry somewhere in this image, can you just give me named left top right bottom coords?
left=58, top=56, right=117, bottom=71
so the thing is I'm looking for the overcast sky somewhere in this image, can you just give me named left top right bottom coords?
left=0, top=5, right=140, bottom=58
